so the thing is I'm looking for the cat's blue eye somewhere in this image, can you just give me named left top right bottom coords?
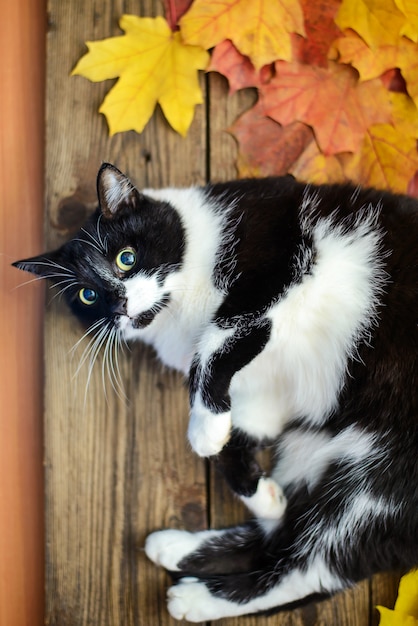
left=116, top=247, right=137, bottom=272
left=78, top=287, right=98, bottom=306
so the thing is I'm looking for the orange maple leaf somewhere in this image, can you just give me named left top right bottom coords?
left=208, top=41, right=272, bottom=94
left=261, top=61, right=392, bottom=155
left=179, top=0, right=305, bottom=70
left=333, top=33, right=418, bottom=108
left=292, top=0, right=342, bottom=67
left=230, top=101, right=313, bottom=177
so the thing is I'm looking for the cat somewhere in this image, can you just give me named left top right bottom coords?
left=14, top=163, right=418, bottom=621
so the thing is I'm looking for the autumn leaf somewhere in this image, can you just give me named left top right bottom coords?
left=395, top=0, right=418, bottom=42
left=208, top=41, right=273, bottom=94
left=162, top=0, right=194, bottom=30
left=261, top=61, right=392, bottom=155
left=335, top=0, right=407, bottom=49
left=179, top=0, right=305, bottom=70
left=290, top=140, right=346, bottom=184
left=72, top=14, right=209, bottom=136
left=342, top=123, right=418, bottom=191
left=230, top=101, right=313, bottom=177
left=292, top=0, right=342, bottom=67
left=333, top=33, right=418, bottom=107
left=389, top=92, right=418, bottom=138
left=378, top=570, right=418, bottom=625
left=331, top=32, right=398, bottom=81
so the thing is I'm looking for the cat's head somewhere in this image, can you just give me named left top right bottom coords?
left=13, top=163, right=185, bottom=340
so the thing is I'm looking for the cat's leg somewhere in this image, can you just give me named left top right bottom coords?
left=188, top=317, right=271, bottom=457
left=145, top=521, right=342, bottom=622
left=188, top=317, right=286, bottom=517
left=215, top=430, right=287, bottom=519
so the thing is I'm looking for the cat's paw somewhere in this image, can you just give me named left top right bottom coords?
left=240, top=477, right=287, bottom=520
left=188, top=405, right=232, bottom=457
left=168, top=579, right=237, bottom=621
left=145, top=528, right=220, bottom=571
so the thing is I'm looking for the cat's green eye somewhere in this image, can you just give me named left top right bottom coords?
left=116, top=247, right=137, bottom=272
left=78, top=287, right=98, bottom=306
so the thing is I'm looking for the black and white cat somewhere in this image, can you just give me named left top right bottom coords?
left=14, top=163, right=418, bottom=621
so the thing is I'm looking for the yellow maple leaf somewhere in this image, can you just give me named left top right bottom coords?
left=377, top=570, right=418, bottom=625
left=342, top=123, right=418, bottom=191
left=179, top=0, right=305, bottom=70
left=335, top=0, right=407, bottom=49
left=72, top=15, right=209, bottom=137
left=395, top=0, right=418, bottom=42
left=390, top=92, right=418, bottom=138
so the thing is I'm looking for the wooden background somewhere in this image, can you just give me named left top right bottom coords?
left=42, top=1, right=399, bottom=625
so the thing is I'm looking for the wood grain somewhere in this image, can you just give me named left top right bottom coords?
left=0, top=0, right=45, bottom=624
left=45, top=2, right=206, bottom=625
left=44, top=2, right=400, bottom=625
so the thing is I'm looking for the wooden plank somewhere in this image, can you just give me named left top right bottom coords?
left=45, top=2, right=207, bottom=624
left=0, top=0, right=45, bottom=624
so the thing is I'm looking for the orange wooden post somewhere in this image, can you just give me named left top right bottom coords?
left=0, top=1, right=45, bottom=625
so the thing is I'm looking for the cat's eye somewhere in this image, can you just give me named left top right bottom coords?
left=78, top=287, right=98, bottom=306
left=116, top=247, right=137, bottom=272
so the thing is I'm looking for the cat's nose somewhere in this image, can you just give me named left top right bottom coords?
left=113, top=298, right=127, bottom=316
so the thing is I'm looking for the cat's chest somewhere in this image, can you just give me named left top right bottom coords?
left=139, top=279, right=225, bottom=373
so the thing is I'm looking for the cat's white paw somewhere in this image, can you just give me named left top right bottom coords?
left=145, top=529, right=221, bottom=571
left=168, top=579, right=238, bottom=621
left=240, top=477, right=287, bottom=520
left=188, top=404, right=231, bottom=457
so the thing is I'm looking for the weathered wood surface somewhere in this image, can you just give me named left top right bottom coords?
left=45, top=1, right=399, bottom=624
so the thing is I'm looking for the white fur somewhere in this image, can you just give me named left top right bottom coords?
left=297, top=491, right=399, bottom=562
left=187, top=396, right=231, bottom=457
left=123, top=272, right=163, bottom=318
left=120, top=187, right=226, bottom=373
left=103, top=170, right=134, bottom=213
left=195, top=323, right=236, bottom=372
left=229, top=211, right=385, bottom=439
left=145, top=528, right=222, bottom=571
left=240, top=476, right=287, bottom=519
left=274, top=425, right=378, bottom=492
left=166, top=555, right=343, bottom=621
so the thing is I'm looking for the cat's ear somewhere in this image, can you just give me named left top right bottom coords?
left=12, top=250, right=63, bottom=280
left=97, top=163, right=142, bottom=218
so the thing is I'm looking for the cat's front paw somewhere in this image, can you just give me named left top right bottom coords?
left=188, top=405, right=232, bottom=457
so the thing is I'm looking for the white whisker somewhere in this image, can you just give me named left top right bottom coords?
left=12, top=275, right=47, bottom=290
left=73, top=238, right=103, bottom=254
left=96, top=214, right=108, bottom=253
left=80, top=227, right=106, bottom=255
left=70, top=318, right=107, bottom=358
left=72, top=319, right=108, bottom=376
